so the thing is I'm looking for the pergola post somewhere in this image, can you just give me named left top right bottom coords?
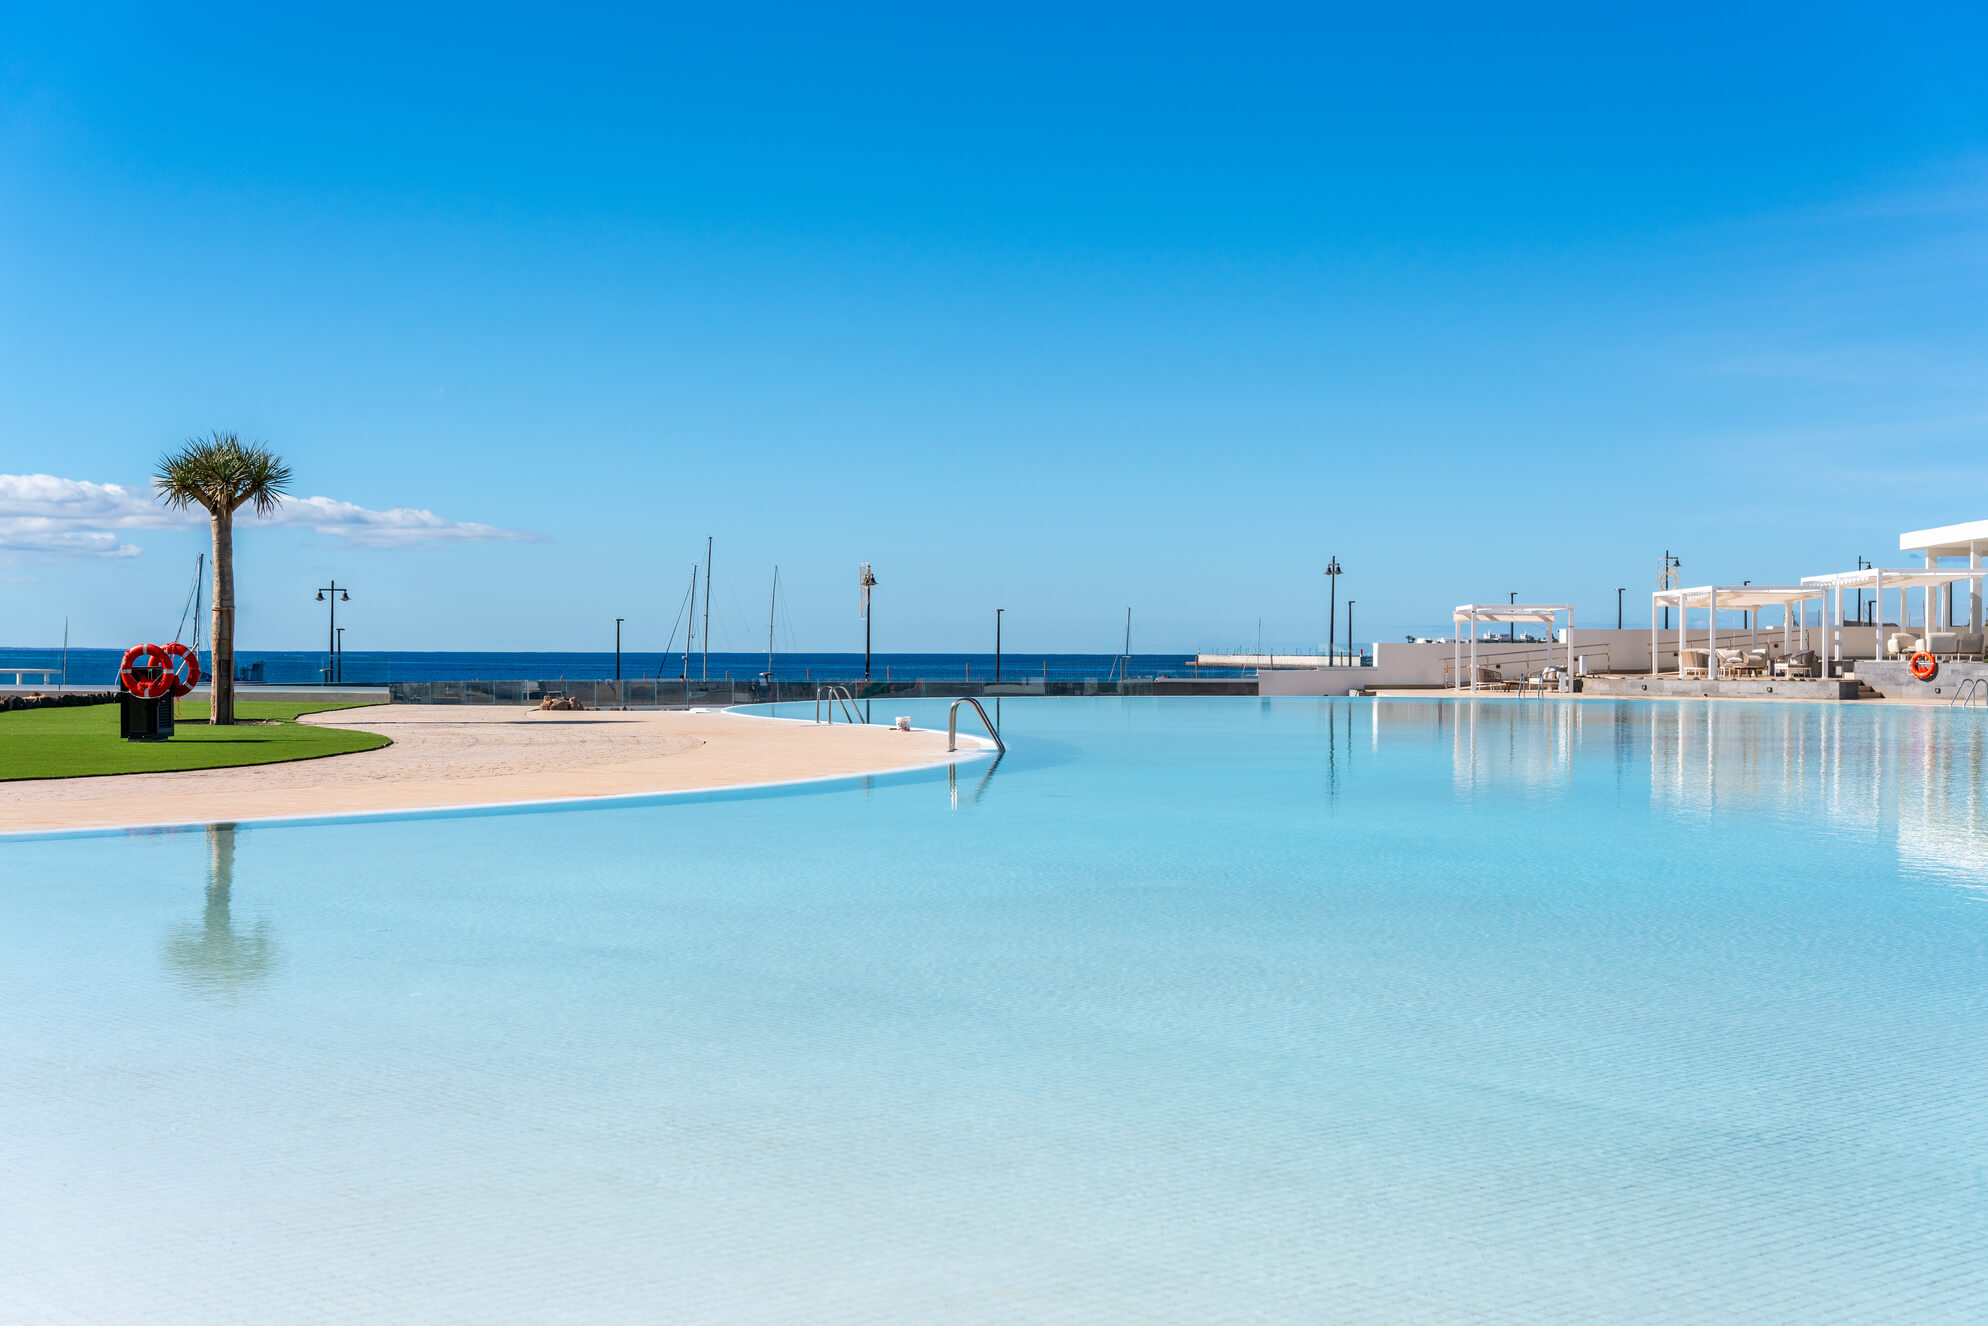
left=1973, top=542, right=1982, bottom=635
left=1833, top=585, right=1843, bottom=672
left=1830, top=585, right=1839, bottom=673
left=1470, top=613, right=1478, bottom=693
left=1709, top=587, right=1719, bottom=679
left=1453, top=628, right=1460, bottom=693
left=1875, top=568, right=1884, bottom=657
left=1564, top=609, right=1573, bottom=682
left=1650, top=598, right=1659, bottom=677
left=1677, top=590, right=1686, bottom=678
left=1923, top=551, right=1934, bottom=641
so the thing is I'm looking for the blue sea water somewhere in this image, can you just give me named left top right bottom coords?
left=2, top=697, right=1986, bottom=1322
left=0, top=647, right=1233, bottom=686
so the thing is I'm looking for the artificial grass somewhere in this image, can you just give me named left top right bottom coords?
left=0, top=699, right=390, bottom=781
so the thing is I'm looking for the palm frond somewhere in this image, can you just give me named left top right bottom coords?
left=153, top=431, right=293, bottom=515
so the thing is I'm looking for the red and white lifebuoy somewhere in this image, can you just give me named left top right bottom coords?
left=1909, top=651, right=1938, bottom=681
left=160, top=641, right=202, bottom=698
left=119, top=643, right=174, bottom=699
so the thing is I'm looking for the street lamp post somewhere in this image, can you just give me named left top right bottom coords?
left=1617, top=588, right=1625, bottom=630
left=614, top=617, right=624, bottom=708
left=995, top=608, right=1004, bottom=682
left=314, top=581, right=350, bottom=687
left=335, top=627, right=344, bottom=683
left=1324, top=556, right=1342, bottom=664
left=1659, top=552, right=1682, bottom=631
left=1508, top=591, right=1516, bottom=642
left=860, top=564, right=877, bottom=682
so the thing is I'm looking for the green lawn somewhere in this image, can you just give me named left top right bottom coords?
left=0, top=699, right=390, bottom=780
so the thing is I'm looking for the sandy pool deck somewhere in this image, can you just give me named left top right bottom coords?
left=1, top=706, right=986, bottom=835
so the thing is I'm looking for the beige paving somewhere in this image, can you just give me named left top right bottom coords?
left=1, top=706, right=985, bottom=835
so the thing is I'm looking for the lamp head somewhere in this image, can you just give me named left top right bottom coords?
left=341, top=590, right=349, bottom=601
left=316, top=590, right=324, bottom=601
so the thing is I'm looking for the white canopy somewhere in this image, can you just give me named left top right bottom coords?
left=1801, top=568, right=1957, bottom=591
left=1900, top=519, right=1988, bottom=559
left=1652, top=585, right=1821, bottom=612
left=1452, top=604, right=1573, bottom=692
left=1452, top=603, right=1572, bottom=625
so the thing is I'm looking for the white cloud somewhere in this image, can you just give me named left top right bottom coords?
left=269, top=495, right=543, bottom=549
left=0, top=473, right=540, bottom=557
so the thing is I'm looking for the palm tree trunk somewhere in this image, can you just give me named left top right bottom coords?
left=210, top=507, right=236, bottom=725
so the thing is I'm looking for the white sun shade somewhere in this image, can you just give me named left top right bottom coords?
left=1452, top=603, right=1572, bottom=624
left=1652, top=585, right=1822, bottom=612
left=1801, top=568, right=1964, bottom=591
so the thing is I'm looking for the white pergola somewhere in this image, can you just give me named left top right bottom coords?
left=1900, top=519, right=1988, bottom=632
left=1649, top=586, right=1822, bottom=679
left=1800, top=567, right=1965, bottom=667
left=1452, top=604, right=1573, bottom=692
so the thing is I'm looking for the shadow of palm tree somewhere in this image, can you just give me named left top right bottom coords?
left=163, top=823, right=275, bottom=998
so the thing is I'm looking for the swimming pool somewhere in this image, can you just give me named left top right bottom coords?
left=3, top=698, right=1985, bottom=1322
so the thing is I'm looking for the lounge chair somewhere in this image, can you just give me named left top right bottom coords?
left=1887, top=632, right=1922, bottom=658
left=1775, top=650, right=1819, bottom=678
left=1715, top=648, right=1755, bottom=677
left=1679, top=649, right=1709, bottom=679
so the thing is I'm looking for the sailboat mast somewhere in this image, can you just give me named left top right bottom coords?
left=1123, top=607, right=1131, bottom=674
left=766, top=566, right=778, bottom=678
left=702, top=535, right=713, bottom=682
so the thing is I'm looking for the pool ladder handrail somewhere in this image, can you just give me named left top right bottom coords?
left=948, top=697, right=1006, bottom=753
left=1951, top=677, right=1987, bottom=708
left=815, top=685, right=861, bottom=724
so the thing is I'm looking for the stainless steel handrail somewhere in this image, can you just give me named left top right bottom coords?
left=815, top=685, right=860, bottom=724
left=947, top=697, right=1005, bottom=752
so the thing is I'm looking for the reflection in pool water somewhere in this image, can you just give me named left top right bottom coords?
left=3, top=697, right=1986, bottom=1324
left=161, top=824, right=276, bottom=999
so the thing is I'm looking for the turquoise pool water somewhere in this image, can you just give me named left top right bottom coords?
left=3, top=698, right=1986, bottom=1323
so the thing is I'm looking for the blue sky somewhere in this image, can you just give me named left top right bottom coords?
left=4, top=3, right=1987, bottom=654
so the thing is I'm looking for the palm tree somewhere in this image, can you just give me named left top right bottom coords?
left=155, top=432, right=292, bottom=725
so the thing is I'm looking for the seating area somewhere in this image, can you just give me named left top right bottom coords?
left=1651, top=586, right=1822, bottom=683
left=1803, top=565, right=1988, bottom=670
left=1451, top=604, right=1576, bottom=693
left=1883, top=630, right=1985, bottom=659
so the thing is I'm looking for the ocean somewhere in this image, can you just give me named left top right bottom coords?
left=0, top=648, right=1248, bottom=687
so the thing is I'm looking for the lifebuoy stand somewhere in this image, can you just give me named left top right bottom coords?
left=119, top=666, right=176, bottom=742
